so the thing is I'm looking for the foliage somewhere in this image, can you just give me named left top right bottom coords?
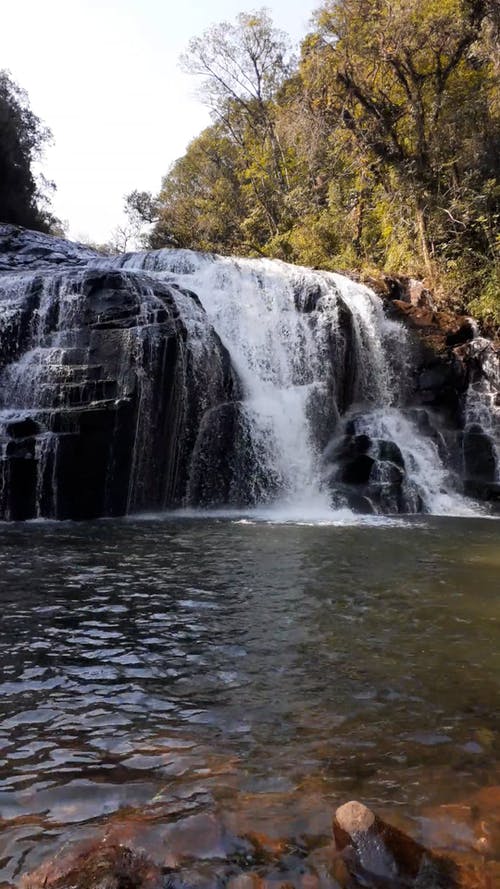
left=0, top=70, right=56, bottom=231
left=141, top=2, right=500, bottom=325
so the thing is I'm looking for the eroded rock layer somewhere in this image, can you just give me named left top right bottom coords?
left=1, top=224, right=499, bottom=519
left=0, top=227, right=239, bottom=519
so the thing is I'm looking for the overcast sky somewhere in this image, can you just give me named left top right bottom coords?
left=1, top=1, right=316, bottom=242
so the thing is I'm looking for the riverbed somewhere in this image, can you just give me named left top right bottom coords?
left=0, top=515, right=498, bottom=885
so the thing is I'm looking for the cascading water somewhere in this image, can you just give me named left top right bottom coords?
left=464, top=337, right=500, bottom=481
left=0, top=254, right=237, bottom=520
left=0, top=225, right=494, bottom=520
left=112, top=249, right=476, bottom=517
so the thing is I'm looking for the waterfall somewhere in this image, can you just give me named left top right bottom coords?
left=112, top=249, right=475, bottom=517
left=0, top=256, right=237, bottom=520
left=464, top=338, right=500, bottom=481
left=0, top=225, right=493, bottom=520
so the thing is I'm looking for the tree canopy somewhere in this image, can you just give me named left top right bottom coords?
left=130, top=1, right=500, bottom=325
left=0, top=70, right=55, bottom=232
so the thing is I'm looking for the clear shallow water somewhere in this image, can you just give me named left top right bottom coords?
left=0, top=516, right=499, bottom=885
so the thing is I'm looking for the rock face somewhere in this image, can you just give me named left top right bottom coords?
left=376, top=274, right=500, bottom=507
left=0, top=226, right=239, bottom=520
left=1, top=225, right=500, bottom=520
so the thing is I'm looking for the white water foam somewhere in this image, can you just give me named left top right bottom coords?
left=114, top=250, right=477, bottom=518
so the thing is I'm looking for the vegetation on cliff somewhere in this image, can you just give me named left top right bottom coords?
left=133, top=0, right=500, bottom=326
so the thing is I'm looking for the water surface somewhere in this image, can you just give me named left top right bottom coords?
left=0, top=516, right=498, bottom=884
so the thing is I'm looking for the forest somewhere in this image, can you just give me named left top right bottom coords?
left=2, top=0, right=499, bottom=324
left=128, top=0, right=500, bottom=326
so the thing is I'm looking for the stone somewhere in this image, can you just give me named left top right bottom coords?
left=377, top=440, right=405, bottom=468
left=462, top=430, right=497, bottom=481
left=332, top=800, right=496, bottom=889
left=227, top=875, right=264, bottom=889
left=5, top=417, right=40, bottom=438
left=161, top=813, right=250, bottom=868
left=20, top=840, right=162, bottom=889
left=335, top=801, right=375, bottom=835
left=446, top=320, right=477, bottom=348
left=340, top=454, right=375, bottom=485
left=0, top=225, right=240, bottom=520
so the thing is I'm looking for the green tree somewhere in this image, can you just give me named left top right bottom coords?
left=0, top=70, right=55, bottom=231
left=178, top=9, right=296, bottom=247
left=145, top=1, right=499, bottom=322
left=300, top=0, right=498, bottom=281
left=151, top=125, right=249, bottom=252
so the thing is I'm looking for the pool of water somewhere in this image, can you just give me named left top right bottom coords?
left=0, top=515, right=498, bottom=885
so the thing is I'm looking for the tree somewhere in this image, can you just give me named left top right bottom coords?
left=180, top=9, right=292, bottom=127
left=300, top=0, right=498, bottom=280
left=179, top=9, right=296, bottom=246
left=0, top=70, right=55, bottom=231
left=150, top=125, right=249, bottom=252
left=143, top=1, right=499, bottom=322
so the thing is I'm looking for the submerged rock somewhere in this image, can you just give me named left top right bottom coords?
left=20, top=840, right=163, bottom=889
left=17, top=793, right=499, bottom=889
left=332, top=801, right=495, bottom=889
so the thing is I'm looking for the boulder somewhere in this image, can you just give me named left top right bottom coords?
left=332, top=801, right=493, bottom=889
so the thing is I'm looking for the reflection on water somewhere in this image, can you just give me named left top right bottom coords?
left=0, top=516, right=498, bottom=884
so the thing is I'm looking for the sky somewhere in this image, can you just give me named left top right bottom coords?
left=0, top=0, right=317, bottom=243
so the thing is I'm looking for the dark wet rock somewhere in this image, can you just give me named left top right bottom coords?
left=187, top=403, right=276, bottom=508
left=5, top=417, right=40, bottom=438
left=0, top=224, right=98, bottom=270
left=371, top=460, right=404, bottom=486
left=327, top=426, right=420, bottom=515
left=340, top=454, right=375, bottom=485
left=463, top=479, right=500, bottom=502
left=446, top=320, right=477, bottom=348
left=377, top=440, right=405, bottom=468
left=462, top=430, right=497, bottom=482
left=294, top=281, right=324, bottom=314
left=0, top=226, right=240, bottom=520
left=348, top=432, right=372, bottom=454
left=332, top=483, right=376, bottom=514
left=416, top=356, right=468, bottom=422
left=162, top=813, right=252, bottom=869
left=325, top=296, right=362, bottom=417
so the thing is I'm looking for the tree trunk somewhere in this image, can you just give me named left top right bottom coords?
left=416, top=200, right=433, bottom=282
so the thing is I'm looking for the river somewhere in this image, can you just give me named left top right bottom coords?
left=0, top=514, right=498, bottom=885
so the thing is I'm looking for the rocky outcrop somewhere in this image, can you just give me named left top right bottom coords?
left=373, top=275, right=500, bottom=504
left=1, top=227, right=500, bottom=519
left=0, top=226, right=240, bottom=520
left=332, top=800, right=496, bottom=889
left=0, top=224, right=96, bottom=271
